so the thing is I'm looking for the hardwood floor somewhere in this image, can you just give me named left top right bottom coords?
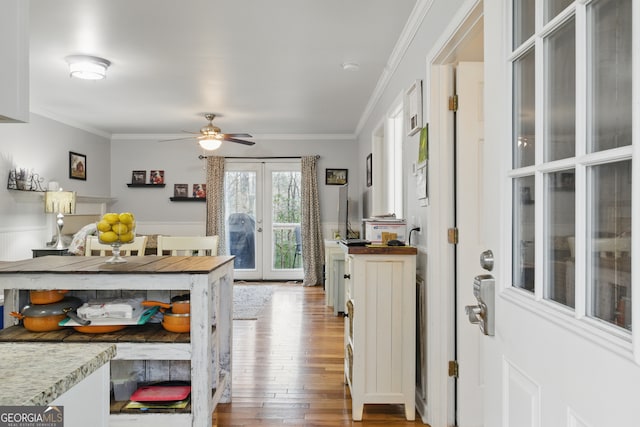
left=213, top=283, right=427, bottom=426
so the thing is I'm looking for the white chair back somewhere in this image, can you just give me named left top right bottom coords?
left=84, top=235, right=148, bottom=256
left=156, top=235, right=219, bottom=256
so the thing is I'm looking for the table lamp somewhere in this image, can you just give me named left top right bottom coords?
left=44, top=190, right=77, bottom=249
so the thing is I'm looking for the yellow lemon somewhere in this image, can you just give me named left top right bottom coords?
left=112, top=223, right=129, bottom=235
left=119, top=232, right=134, bottom=243
left=96, top=220, right=111, bottom=232
left=119, top=212, right=134, bottom=224
left=103, top=213, right=119, bottom=224
left=99, top=231, right=118, bottom=243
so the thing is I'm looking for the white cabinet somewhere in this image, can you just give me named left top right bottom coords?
left=342, top=245, right=417, bottom=421
left=52, top=363, right=111, bottom=427
left=324, top=240, right=345, bottom=315
left=0, top=0, right=29, bottom=123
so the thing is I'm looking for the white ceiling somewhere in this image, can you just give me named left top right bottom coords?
left=28, top=0, right=417, bottom=141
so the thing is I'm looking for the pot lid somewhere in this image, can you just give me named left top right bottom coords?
left=21, top=296, right=83, bottom=317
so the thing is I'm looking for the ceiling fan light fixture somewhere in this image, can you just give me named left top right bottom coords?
left=199, top=136, right=222, bottom=151
left=65, top=55, right=111, bottom=80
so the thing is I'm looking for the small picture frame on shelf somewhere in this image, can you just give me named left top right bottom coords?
left=131, top=170, right=146, bottom=184
left=325, top=169, right=348, bottom=185
left=174, top=184, right=188, bottom=197
left=69, top=151, right=87, bottom=181
left=193, top=184, right=206, bottom=198
left=150, top=170, right=164, bottom=184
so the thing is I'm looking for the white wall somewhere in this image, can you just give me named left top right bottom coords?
left=0, top=113, right=111, bottom=260
left=0, top=114, right=358, bottom=261
left=109, top=136, right=359, bottom=237
left=356, top=0, right=467, bottom=260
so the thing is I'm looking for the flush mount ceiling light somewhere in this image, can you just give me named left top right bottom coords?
left=198, top=135, right=223, bottom=151
left=341, top=62, right=360, bottom=71
left=65, top=55, right=111, bottom=80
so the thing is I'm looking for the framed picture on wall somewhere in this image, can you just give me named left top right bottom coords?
left=174, top=184, right=188, bottom=197
left=69, top=151, right=87, bottom=181
left=418, top=125, right=428, bottom=167
left=150, top=170, right=165, bottom=184
left=131, top=170, right=146, bottom=184
left=406, top=80, right=422, bottom=136
left=325, top=169, right=348, bottom=185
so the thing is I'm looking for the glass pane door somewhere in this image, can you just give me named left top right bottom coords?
left=225, top=161, right=302, bottom=281
left=225, top=163, right=261, bottom=280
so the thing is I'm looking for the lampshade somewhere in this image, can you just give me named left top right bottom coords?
left=199, top=136, right=223, bottom=151
left=44, top=191, right=77, bottom=214
left=65, top=55, right=111, bottom=80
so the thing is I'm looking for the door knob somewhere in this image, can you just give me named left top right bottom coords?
left=343, top=274, right=351, bottom=279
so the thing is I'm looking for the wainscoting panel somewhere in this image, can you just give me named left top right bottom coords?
left=504, top=359, right=540, bottom=427
left=0, top=226, right=47, bottom=261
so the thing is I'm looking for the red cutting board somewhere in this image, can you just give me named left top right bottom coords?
left=130, top=385, right=191, bottom=402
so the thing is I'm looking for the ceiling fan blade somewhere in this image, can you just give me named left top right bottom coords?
left=160, top=136, right=196, bottom=142
left=224, top=137, right=255, bottom=146
left=222, top=133, right=253, bottom=138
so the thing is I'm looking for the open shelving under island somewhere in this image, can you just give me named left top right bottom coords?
left=0, top=255, right=234, bottom=427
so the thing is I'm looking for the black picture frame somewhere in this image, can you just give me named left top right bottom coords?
left=174, top=183, right=188, bottom=197
left=366, top=153, right=372, bottom=187
left=131, top=170, right=146, bottom=184
left=69, top=151, right=86, bottom=181
left=325, top=168, right=348, bottom=185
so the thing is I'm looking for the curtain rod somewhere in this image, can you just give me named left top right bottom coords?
left=198, top=155, right=320, bottom=160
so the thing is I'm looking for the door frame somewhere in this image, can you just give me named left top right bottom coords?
left=422, top=0, right=484, bottom=425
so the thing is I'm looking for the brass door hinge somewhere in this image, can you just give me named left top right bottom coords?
left=448, top=94, right=458, bottom=111
left=447, top=227, right=459, bottom=244
left=448, top=360, right=459, bottom=378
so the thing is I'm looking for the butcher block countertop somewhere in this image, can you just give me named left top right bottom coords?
left=0, top=342, right=116, bottom=405
left=341, top=244, right=418, bottom=255
left=0, top=255, right=235, bottom=275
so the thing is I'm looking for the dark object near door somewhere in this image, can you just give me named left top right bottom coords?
left=228, top=213, right=256, bottom=269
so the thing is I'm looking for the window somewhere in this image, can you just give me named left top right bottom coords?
left=371, top=101, right=404, bottom=218
left=510, top=0, right=633, bottom=331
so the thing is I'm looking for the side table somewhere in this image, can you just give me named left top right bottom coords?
left=32, top=248, right=70, bottom=258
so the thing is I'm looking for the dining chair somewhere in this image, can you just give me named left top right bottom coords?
left=156, top=235, right=219, bottom=256
left=84, top=235, right=148, bottom=256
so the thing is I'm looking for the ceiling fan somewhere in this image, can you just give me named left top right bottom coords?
left=164, top=113, right=255, bottom=150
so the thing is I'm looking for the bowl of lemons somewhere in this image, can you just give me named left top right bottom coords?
left=97, top=212, right=136, bottom=263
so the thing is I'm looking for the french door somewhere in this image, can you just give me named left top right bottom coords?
left=224, top=160, right=303, bottom=281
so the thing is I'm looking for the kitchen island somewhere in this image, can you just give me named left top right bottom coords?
left=0, top=255, right=234, bottom=427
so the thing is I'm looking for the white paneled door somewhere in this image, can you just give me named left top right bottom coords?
left=481, top=1, right=639, bottom=427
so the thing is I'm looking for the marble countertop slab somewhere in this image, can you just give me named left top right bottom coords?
left=0, top=342, right=116, bottom=406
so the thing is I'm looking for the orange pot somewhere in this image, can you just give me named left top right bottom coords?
left=162, top=312, right=190, bottom=333
left=30, top=289, right=68, bottom=305
left=142, top=299, right=190, bottom=314
left=9, top=312, right=66, bottom=332
left=73, top=324, right=127, bottom=334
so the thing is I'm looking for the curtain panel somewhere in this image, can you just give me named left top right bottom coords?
left=206, top=156, right=226, bottom=255
left=301, top=155, right=324, bottom=286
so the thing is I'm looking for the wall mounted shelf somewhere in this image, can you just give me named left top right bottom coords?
left=127, top=183, right=166, bottom=188
left=170, top=197, right=206, bottom=202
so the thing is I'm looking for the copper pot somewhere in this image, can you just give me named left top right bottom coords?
left=9, top=312, right=67, bottom=332
left=161, top=311, right=190, bottom=333
left=142, top=299, right=190, bottom=314
left=10, top=297, right=82, bottom=332
left=30, top=289, right=68, bottom=305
